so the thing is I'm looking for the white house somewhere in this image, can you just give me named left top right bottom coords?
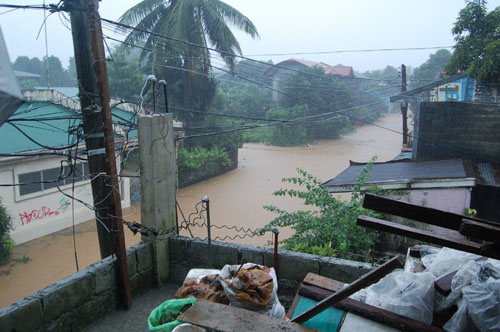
left=0, top=89, right=134, bottom=244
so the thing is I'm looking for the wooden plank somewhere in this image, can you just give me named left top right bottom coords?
left=434, top=271, right=456, bottom=295
left=291, top=255, right=404, bottom=324
left=357, top=215, right=495, bottom=254
left=287, top=292, right=303, bottom=319
left=363, top=194, right=499, bottom=230
left=178, top=302, right=318, bottom=332
left=459, top=219, right=500, bottom=243
left=299, top=284, right=444, bottom=332
left=303, top=273, right=344, bottom=293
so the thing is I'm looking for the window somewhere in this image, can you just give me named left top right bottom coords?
left=18, top=162, right=89, bottom=196
left=18, top=171, right=42, bottom=196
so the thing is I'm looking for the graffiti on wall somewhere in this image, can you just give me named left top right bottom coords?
left=19, top=197, right=71, bottom=226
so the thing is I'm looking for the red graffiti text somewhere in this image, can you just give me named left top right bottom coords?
left=19, top=201, right=70, bottom=226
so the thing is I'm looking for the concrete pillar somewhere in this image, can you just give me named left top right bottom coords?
left=139, top=114, right=176, bottom=286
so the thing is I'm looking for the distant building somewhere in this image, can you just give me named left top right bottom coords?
left=263, top=59, right=354, bottom=102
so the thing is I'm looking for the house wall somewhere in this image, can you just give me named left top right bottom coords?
left=389, top=187, right=471, bottom=237
left=270, top=62, right=307, bottom=102
left=0, top=154, right=130, bottom=244
left=415, top=102, right=500, bottom=162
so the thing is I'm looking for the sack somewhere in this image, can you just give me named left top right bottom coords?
left=148, top=298, right=197, bottom=332
left=219, top=263, right=285, bottom=318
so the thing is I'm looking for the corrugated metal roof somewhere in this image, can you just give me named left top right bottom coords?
left=0, top=101, right=138, bottom=154
left=324, top=159, right=474, bottom=192
left=13, top=70, right=40, bottom=78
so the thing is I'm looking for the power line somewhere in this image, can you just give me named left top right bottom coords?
left=243, top=46, right=454, bottom=57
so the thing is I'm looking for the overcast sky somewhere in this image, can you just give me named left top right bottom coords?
left=2, top=0, right=500, bottom=72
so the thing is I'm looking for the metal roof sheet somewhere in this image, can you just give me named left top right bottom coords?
left=324, top=159, right=473, bottom=191
left=0, top=101, right=138, bottom=154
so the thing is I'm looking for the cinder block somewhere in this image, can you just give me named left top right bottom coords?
left=211, top=241, right=239, bottom=268
left=0, top=296, right=43, bottom=332
left=187, top=239, right=210, bottom=267
left=41, top=270, right=95, bottom=323
left=238, top=245, right=265, bottom=266
left=136, top=242, right=153, bottom=273
left=130, top=267, right=154, bottom=297
left=319, top=256, right=372, bottom=283
left=273, top=250, right=320, bottom=281
left=126, top=247, right=137, bottom=276
left=93, top=259, right=118, bottom=294
left=169, top=236, right=190, bottom=262
left=68, top=290, right=117, bottom=330
left=169, top=262, right=190, bottom=283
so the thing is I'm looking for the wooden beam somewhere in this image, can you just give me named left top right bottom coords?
left=298, top=285, right=444, bottom=332
left=291, top=255, right=404, bottom=324
left=357, top=215, right=500, bottom=260
left=459, top=219, right=500, bottom=243
left=178, top=302, right=317, bottom=332
left=363, top=194, right=498, bottom=230
left=303, top=273, right=344, bottom=293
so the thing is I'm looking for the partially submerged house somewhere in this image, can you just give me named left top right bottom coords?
left=0, top=88, right=139, bottom=244
left=263, top=58, right=355, bottom=102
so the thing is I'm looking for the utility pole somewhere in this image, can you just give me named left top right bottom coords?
left=67, top=0, right=131, bottom=308
left=401, top=64, right=408, bottom=147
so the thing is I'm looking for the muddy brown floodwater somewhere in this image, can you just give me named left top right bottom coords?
left=0, top=113, right=402, bottom=307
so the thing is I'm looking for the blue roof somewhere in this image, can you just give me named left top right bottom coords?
left=0, top=101, right=137, bottom=154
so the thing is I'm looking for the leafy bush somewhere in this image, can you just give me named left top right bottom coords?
left=0, top=198, right=14, bottom=266
left=178, top=145, right=232, bottom=173
left=267, top=105, right=308, bottom=146
left=258, top=157, right=386, bottom=260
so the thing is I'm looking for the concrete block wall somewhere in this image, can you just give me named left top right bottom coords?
left=416, top=102, right=500, bottom=162
left=169, top=237, right=373, bottom=307
left=0, top=243, right=154, bottom=332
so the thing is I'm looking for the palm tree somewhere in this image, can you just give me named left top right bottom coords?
left=119, top=0, right=259, bottom=120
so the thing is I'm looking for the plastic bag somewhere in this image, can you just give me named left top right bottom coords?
left=353, top=270, right=435, bottom=324
left=148, top=298, right=197, bottom=332
left=421, top=247, right=480, bottom=278
left=219, top=263, right=285, bottom=318
left=462, top=277, right=500, bottom=332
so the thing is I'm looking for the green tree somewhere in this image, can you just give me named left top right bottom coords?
left=119, top=0, right=259, bottom=126
left=410, top=49, right=452, bottom=88
left=107, top=46, right=145, bottom=100
left=0, top=198, right=14, bottom=266
left=281, top=66, right=355, bottom=140
left=12, top=56, right=42, bottom=75
left=446, top=0, right=500, bottom=82
left=266, top=105, right=308, bottom=146
left=40, top=56, right=72, bottom=87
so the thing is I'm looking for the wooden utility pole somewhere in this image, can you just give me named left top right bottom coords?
left=67, top=0, right=132, bottom=308
left=401, top=64, right=408, bottom=147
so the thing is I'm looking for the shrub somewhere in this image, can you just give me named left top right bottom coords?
left=258, top=156, right=386, bottom=261
left=0, top=198, right=14, bottom=266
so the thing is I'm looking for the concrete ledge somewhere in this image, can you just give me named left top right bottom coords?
left=41, top=270, right=95, bottom=322
left=169, top=236, right=372, bottom=284
left=0, top=242, right=155, bottom=332
left=0, top=296, right=42, bottom=332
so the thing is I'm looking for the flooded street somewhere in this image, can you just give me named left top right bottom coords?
left=0, top=113, right=402, bottom=307
left=177, top=112, right=403, bottom=245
